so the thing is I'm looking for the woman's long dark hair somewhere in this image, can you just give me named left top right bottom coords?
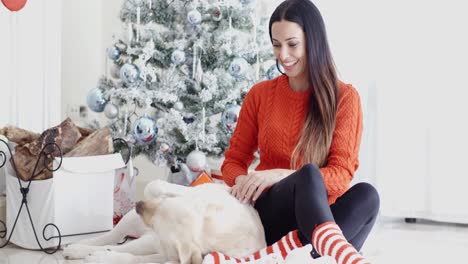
left=269, top=0, right=338, bottom=169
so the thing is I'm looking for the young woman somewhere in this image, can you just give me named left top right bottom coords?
left=204, top=0, right=379, bottom=263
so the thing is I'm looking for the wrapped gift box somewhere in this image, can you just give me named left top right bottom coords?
left=5, top=153, right=125, bottom=249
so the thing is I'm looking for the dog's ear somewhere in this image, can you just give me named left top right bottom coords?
left=175, top=240, right=202, bottom=264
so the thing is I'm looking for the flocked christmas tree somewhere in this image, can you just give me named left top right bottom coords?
left=86, top=0, right=281, bottom=183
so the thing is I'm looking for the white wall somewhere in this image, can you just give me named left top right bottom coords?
left=0, top=0, right=62, bottom=132
left=62, top=0, right=105, bottom=119
left=375, top=1, right=468, bottom=222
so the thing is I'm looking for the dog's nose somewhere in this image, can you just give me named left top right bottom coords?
left=135, top=201, right=145, bottom=215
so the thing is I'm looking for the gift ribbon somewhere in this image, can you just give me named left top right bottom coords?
left=114, top=171, right=126, bottom=194
left=211, top=173, right=223, bottom=180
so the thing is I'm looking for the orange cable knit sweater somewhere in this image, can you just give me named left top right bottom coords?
left=221, top=75, right=363, bottom=204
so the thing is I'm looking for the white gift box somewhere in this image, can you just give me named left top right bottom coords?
left=5, top=153, right=125, bottom=249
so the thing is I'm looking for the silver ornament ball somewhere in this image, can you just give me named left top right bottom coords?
left=171, top=50, right=186, bottom=65
left=229, top=57, right=248, bottom=78
left=133, top=116, right=158, bottom=145
left=187, top=9, right=202, bottom=25
left=221, top=104, right=241, bottom=131
left=104, top=103, right=119, bottom=119
left=120, top=63, right=140, bottom=84
left=266, top=63, right=283, bottom=80
left=107, top=46, right=121, bottom=61
left=86, top=88, right=108, bottom=112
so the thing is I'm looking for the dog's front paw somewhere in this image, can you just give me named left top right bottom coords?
left=85, top=250, right=135, bottom=264
left=63, top=244, right=102, bottom=260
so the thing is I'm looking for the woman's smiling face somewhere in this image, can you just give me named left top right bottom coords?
left=271, top=20, right=308, bottom=81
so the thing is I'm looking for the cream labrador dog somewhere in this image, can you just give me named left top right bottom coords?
left=63, top=180, right=314, bottom=264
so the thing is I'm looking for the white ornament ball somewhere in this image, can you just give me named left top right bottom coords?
left=174, top=102, right=184, bottom=110
left=160, top=143, right=169, bottom=153
left=171, top=50, right=186, bottom=65
left=186, top=150, right=207, bottom=173
left=104, top=103, right=119, bottom=119
left=211, top=6, right=222, bottom=21
left=187, top=9, right=202, bottom=25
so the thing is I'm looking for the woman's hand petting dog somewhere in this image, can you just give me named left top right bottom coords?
left=230, top=169, right=291, bottom=205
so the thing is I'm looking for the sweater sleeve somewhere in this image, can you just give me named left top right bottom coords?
left=221, top=85, right=260, bottom=186
left=320, top=84, right=363, bottom=199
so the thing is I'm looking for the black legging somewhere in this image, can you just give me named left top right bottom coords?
left=254, top=164, right=380, bottom=258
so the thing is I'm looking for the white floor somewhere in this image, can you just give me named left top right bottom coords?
left=1, top=216, right=467, bottom=264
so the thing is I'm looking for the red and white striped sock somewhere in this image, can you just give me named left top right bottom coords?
left=202, top=230, right=304, bottom=264
left=311, top=222, right=370, bottom=264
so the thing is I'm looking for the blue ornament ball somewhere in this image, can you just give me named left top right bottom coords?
left=171, top=50, right=186, bottom=65
left=229, top=57, right=248, bottom=78
left=133, top=116, right=158, bottom=145
left=107, top=46, right=121, bottom=61
left=86, top=88, right=108, bottom=112
left=266, top=63, right=283, bottom=80
left=120, top=63, right=140, bottom=84
left=187, top=9, right=202, bottom=25
left=221, top=104, right=241, bottom=131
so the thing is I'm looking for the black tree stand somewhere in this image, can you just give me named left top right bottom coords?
left=0, top=138, right=129, bottom=254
